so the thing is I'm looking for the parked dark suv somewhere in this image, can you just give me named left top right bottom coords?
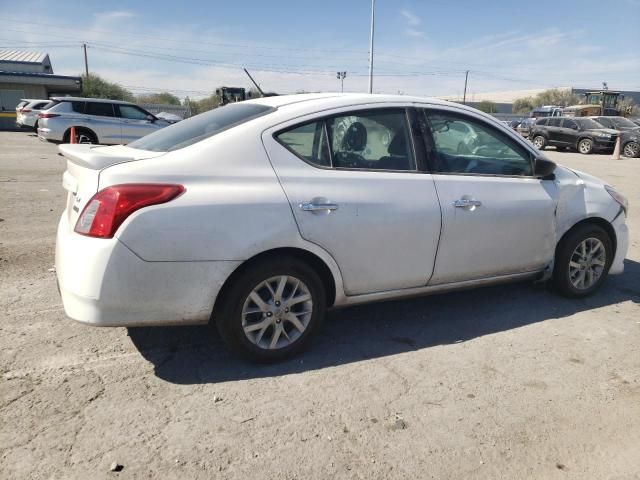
left=589, top=116, right=640, bottom=158
left=529, top=117, right=619, bottom=155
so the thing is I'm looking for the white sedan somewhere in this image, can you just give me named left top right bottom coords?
left=55, top=93, right=629, bottom=361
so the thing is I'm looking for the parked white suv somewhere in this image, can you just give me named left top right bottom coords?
left=37, top=97, right=170, bottom=145
left=16, top=99, right=52, bottom=130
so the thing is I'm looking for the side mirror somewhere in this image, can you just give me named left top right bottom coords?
left=534, top=157, right=556, bottom=179
left=146, top=114, right=156, bottom=123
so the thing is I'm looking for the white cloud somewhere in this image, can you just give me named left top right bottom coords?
left=400, top=9, right=421, bottom=26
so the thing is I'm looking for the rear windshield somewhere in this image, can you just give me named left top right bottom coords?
left=129, top=103, right=275, bottom=152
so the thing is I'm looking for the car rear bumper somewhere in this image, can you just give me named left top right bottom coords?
left=55, top=213, right=241, bottom=326
left=609, top=211, right=629, bottom=275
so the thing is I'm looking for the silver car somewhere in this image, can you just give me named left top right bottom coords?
left=37, top=97, right=170, bottom=145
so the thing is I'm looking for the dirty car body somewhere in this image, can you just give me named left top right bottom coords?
left=55, top=93, right=629, bottom=360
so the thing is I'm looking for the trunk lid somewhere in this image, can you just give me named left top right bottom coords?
left=59, top=144, right=166, bottom=228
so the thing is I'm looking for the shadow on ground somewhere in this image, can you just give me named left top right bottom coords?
left=128, top=259, right=640, bottom=385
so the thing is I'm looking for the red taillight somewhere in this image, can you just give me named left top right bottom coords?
left=74, top=184, right=185, bottom=238
left=38, top=113, right=60, bottom=118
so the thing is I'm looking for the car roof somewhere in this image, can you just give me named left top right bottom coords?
left=50, top=96, right=136, bottom=105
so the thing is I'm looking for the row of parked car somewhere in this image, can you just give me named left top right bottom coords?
left=506, top=115, right=640, bottom=158
left=15, top=97, right=173, bottom=144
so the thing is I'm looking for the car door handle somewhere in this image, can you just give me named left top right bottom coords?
left=299, top=202, right=339, bottom=212
left=453, top=199, right=482, bottom=208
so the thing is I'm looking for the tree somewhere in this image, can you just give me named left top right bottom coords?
left=617, top=97, right=639, bottom=117
left=512, top=88, right=581, bottom=115
left=535, top=88, right=580, bottom=107
left=136, top=92, right=181, bottom=105
left=476, top=100, right=499, bottom=114
left=187, top=93, right=221, bottom=115
left=513, top=96, right=537, bottom=114
left=81, top=73, right=134, bottom=101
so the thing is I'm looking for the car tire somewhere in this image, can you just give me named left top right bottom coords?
left=64, top=128, right=98, bottom=144
left=623, top=141, right=640, bottom=158
left=578, top=138, right=593, bottom=155
left=532, top=135, right=546, bottom=150
left=553, top=224, right=613, bottom=298
left=33, top=121, right=38, bottom=132
left=215, top=257, right=327, bottom=362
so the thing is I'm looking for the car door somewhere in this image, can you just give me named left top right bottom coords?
left=84, top=102, right=122, bottom=144
left=559, top=118, right=579, bottom=145
left=115, top=105, right=159, bottom=143
left=262, top=106, right=442, bottom=296
left=545, top=117, right=563, bottom=145
left=422, top=107, right=557, bottom=285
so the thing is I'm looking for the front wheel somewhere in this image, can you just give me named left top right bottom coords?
left=215, top=257, right=326, bottom=362
left=553, top=224, right=613, bottom=298
left=578, top=138, right=593, bottom=155
left=623, top=141, right=640, bottom=158
left=532, top=135, right=546, bottom=150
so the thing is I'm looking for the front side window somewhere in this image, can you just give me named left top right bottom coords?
left=118, top=105, right=149, bottom=120
left=548, top=118, right=561, bottom=127
left=536, top=118, right=548, bottom=126
left=426, top=110, right=533, bottom=176
left=85, top=102, right=114, bottom=117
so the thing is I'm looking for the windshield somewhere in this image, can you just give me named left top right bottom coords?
left=593, top=117, right=614, bottom=128
left=129, top=103, right=275, bottom=152
left=612, top=117, right=638, bottom=128
left=576, top=118, right=608, bottom=130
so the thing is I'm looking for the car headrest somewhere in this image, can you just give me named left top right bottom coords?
left=388, top=131, right=406, bottom=156
left=342, top=122, right=367, bottom=151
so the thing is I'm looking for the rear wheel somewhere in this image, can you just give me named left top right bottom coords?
left=578, top=138, right=593, bottom=154
left=623, top=141, right=640, bottom=158
left=215, top=257, right=326, bottom=362
left=553, top=224, right=613, bottom=298
left=64, top=128, right=97, bottom=144
left=532, top=135, right=546, bottom=150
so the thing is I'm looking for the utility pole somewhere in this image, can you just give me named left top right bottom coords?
left=462, top=70, right=469, bottom=105
left=368, top=0, right=375, bottom=94
left=82, top=43, right=89, bottom=78
left=336, top=71, right=347, bottom=92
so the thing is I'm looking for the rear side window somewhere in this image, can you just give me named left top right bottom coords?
left=86, top=102, right=115, bottom=117
left=548, top=118, right=561, bottom=127
left=130, top=103, right=275, bottom=152
left=276, top=121, right=331, bottom=167
left=562, top=119, right=578, bottom=130
left=71, top=101, right=85, bottom=113
left=536, top=118, right=548, bottom=126
left=32, top=102, right=50, bottom=110
left=276, top=108, right=416, bottom=172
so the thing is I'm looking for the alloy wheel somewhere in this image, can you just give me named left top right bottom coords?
left=568, top=237, right=606, bottom=290
left=578, top=139, right=592, bottom=154
left=533, top=136, right=544, bottom=149
left=623, top=142, right=639, bottom=158
left=241, top=275, right=313, bottom=350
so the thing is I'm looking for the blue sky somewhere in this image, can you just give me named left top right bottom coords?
left=1, top=0, right=639, bottom=99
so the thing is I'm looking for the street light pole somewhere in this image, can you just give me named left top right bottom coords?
left=336, top=71, right=347, bottom=92
left=82, top=43, right=89, bottom=78
left=462, top=70, right=469, bottom=104
left=368, top=0, right=375, bottom=94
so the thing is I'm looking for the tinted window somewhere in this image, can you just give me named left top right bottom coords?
left=118, top=105, right=149, bottom=120
left=71, top=101, right=85, bottom=113
left=611, top=117, right=638, bottom=129
left=327, top=110, right=415, bottom=171
left=576, top=118, right=608, bottom=130
left=562, top=119, right=578, bottom=130
left=593, top=117, right=614, bottom=128
left=86, top=102, right=114, bottom=117
left=276, top=121, right=330, bottom=167
left=130, top=103, right=274, bottom=152
left=427, top=111, right=532, bottom=176
left=548, top=118, right=561, bottom=127
left=536, top=118, right=548, bottom=126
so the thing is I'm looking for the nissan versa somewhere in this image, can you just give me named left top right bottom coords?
left=55, top=94, right=629, bottom=361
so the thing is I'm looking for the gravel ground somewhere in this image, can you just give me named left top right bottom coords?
left=1, top=131, right=639, bottom=480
